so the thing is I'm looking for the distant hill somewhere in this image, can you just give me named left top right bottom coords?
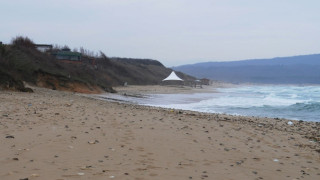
left=0, top=36, right=194, bottom=93
left=173, top=54, right=320, bottom=84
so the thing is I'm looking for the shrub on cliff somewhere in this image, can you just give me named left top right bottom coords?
left=11, top=36, right=35, bottom=48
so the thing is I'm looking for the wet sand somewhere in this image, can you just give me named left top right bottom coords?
left=0, top=86, right=319, bottom=180
left=113, top=82, right=234, bottom=95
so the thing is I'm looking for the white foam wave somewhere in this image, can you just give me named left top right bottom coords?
left=145, top=85, right=320, bottom=121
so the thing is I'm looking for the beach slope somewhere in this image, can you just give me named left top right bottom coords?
left=0, top=87, right=319, bottom=180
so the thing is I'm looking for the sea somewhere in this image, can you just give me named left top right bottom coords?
left=99, top=85, right=320, bottom=122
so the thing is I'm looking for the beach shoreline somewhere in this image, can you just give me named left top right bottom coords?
left=113, top=85, right=217, bottom=95
left=1, top=87, right=319, bottom=180
left=105, top=84, right=320, bottom=122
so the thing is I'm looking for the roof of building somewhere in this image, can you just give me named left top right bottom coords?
left=35, top=44, right=53, bottom=48
left=52, top=51, right=81, bottom=56
left=162, top=71, right=183, bottom=81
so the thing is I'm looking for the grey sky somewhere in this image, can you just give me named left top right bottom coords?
left=1, top=0, right=320, bottom=66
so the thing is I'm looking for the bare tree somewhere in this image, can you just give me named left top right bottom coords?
left=11, top=36, right=35, bottom=48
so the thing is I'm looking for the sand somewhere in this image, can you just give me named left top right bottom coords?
left=0, top=86, right=319, bottom=180
left=113, top=82, right=234, bottom=95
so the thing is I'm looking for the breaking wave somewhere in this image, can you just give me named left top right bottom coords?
left=145, top=85, right=320, bottom=122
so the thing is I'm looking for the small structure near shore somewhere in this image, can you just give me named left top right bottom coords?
left=162, top=71, right=184, bottom=85
left=200, top=78, right=210, bottom=85
left=162, top=71, right=183, bottom=81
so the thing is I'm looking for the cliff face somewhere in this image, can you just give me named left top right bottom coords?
left=0, top=42, right=193, bottom=93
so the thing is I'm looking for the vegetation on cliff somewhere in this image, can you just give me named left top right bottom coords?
left=0, top=36, right=193, bottom=93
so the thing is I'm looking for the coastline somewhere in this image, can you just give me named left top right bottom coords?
left=107, top=84, right=320, bottom=122
left=113, top=85, right=218, bottom=95
left=1, top=87, right=319, bottom=180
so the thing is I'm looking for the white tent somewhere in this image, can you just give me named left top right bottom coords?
left=162, top=71, right=183, bottom=81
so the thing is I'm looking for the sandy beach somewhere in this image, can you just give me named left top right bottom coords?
left=1, top=86, right=319, bottom=180
left=113, top=82, right=234, bottom=95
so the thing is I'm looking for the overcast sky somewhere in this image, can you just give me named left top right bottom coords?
left=1, top=0, right=320, bottom=66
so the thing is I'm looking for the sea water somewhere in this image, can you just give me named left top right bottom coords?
left=143, top=85, right=320, bottom=122
left=99, top=85, right=320, bottom=122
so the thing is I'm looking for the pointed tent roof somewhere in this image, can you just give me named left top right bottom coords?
left=162, top=71, right=183, bottom=81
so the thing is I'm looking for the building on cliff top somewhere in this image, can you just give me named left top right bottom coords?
left=35, top=44, right=53, bottom=52
left=51, top=48, right=82, bottom=62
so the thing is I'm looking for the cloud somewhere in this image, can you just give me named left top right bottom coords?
left=1, top=0, right=320, bottom=66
